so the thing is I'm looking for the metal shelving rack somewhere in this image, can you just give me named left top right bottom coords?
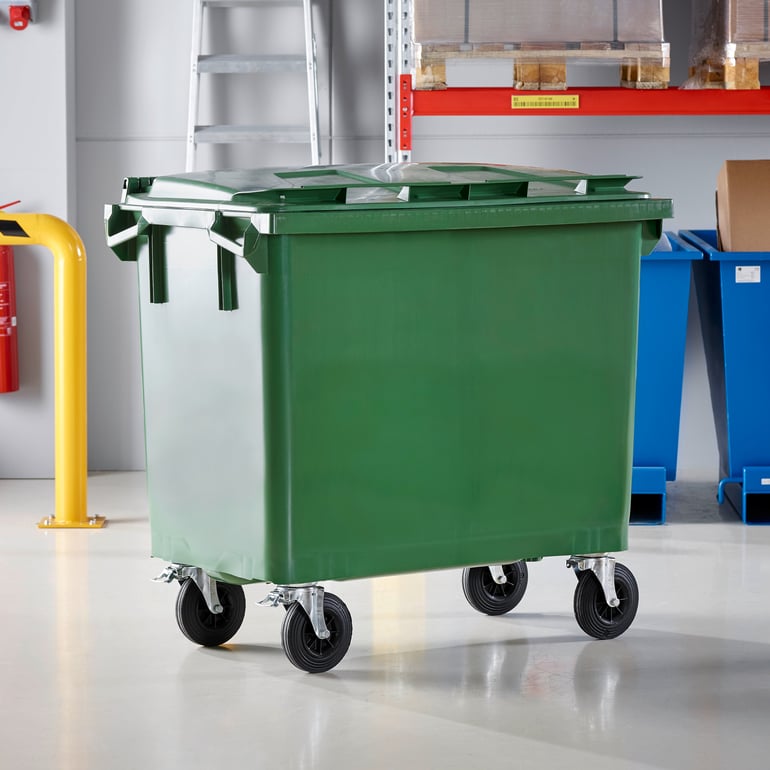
left=385, top=0, right=770, bottom=163
left=385, top=0, right=414, bottom=163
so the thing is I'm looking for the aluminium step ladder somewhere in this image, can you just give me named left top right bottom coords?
left=186, top=0, right=322, bottom=171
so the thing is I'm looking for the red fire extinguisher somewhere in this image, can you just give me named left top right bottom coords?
left=0, top=200, right=21, bottom=393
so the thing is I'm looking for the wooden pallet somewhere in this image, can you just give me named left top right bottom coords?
left=688, top=44, right=770, bottom=89
left=415, top=42, right=670, bottom=90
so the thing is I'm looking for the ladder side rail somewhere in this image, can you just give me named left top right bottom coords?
left=303, top=0, right=321, bottom=165
left=186, top=0, right=206, bottom=171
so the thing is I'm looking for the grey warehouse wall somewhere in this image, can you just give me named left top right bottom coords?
left=2, top=1, right=768, bottom=481
left=0, top=0, right=75, bottom=478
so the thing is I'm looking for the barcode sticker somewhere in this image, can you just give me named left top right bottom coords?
left=511, top=95, right=580, bottom=110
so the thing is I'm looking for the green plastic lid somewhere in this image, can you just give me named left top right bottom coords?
left=107, top=163, right=672, bottom=272
left=121, top=162, right=651, bottom=211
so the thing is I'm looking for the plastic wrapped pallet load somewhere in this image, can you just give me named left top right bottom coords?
left=686, top=0, right=770, bottom=88
left=412, top=0, right=668, bottom=89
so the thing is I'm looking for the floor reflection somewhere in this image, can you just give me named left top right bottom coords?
left=55, top=534, right=91, bottom=770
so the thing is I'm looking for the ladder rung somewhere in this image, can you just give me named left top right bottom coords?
left=195, top=124, right=312, bottom=143
left=198, top=54, right=306, bottom=74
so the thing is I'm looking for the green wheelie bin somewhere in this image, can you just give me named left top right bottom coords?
left=105, top=163, right=672, bottom=672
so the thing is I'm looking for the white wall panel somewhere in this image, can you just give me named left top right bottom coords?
left=76, top=0, right=190, bottom=140
left=0, top=0, right=74, bottom=478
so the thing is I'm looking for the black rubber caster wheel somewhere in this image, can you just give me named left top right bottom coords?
left=175, top=579, right=246, bottom=647
left=281, top=592, right=352, bottom=674
left=462, top=561, right=529, bottom=616
left=573, top=562, right=638, bottom=640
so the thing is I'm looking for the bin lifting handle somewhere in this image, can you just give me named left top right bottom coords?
left=104, top=206, right=268, bottom=275
left=209, top=212, right=267, bottom=275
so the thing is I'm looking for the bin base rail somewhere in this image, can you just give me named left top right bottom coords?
left=718, top=477, right=742, bottom=507
left=718, top=467, right=770, bottom=525
left=154, top=554, right=639, bottom=673
left=631, top=466, right=668, bottom=525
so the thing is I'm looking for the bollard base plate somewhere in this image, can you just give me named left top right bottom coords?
left=37, top=515, right=107, bottom=529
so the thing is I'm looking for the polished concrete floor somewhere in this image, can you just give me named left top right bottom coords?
left=1, top=473, right=770, bottom=769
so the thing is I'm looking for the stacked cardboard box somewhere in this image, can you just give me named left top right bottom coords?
left=716, top=160, right=770, bottom=251
left=414, top=0, right=664, bottom=43
left=412, top=0, right=668, bottom=89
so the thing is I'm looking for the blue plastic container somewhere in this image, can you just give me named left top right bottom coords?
left=680, top=229, right=770, bottom=524
left=631, top=233, right=702, bottom=524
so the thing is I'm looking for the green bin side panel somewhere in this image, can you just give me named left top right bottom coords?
left=143, top=221, right=639, bottom=585
left=139, top=227, right=269, bottom=579
left=265, top=223, right=637, bottom=583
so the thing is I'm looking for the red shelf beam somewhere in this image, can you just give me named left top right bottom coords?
left=398, top=81, right=770, bottom=152
left=410, top=86, right=770, bottom=118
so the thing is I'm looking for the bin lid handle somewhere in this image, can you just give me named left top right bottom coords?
left=208, top=212, right=267, bottom=274
left=104, top=205, right=150, bottom=262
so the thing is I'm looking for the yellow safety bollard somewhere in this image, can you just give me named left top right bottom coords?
left=0, top=212, right=105, bottom=528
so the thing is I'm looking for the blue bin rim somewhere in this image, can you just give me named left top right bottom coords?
left=680, top=229, right=770, bottom=261
left=643, top=231, right=703, bottom=261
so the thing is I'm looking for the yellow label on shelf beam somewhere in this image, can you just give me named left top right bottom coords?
left=511, top=95, right=580, bottom=110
